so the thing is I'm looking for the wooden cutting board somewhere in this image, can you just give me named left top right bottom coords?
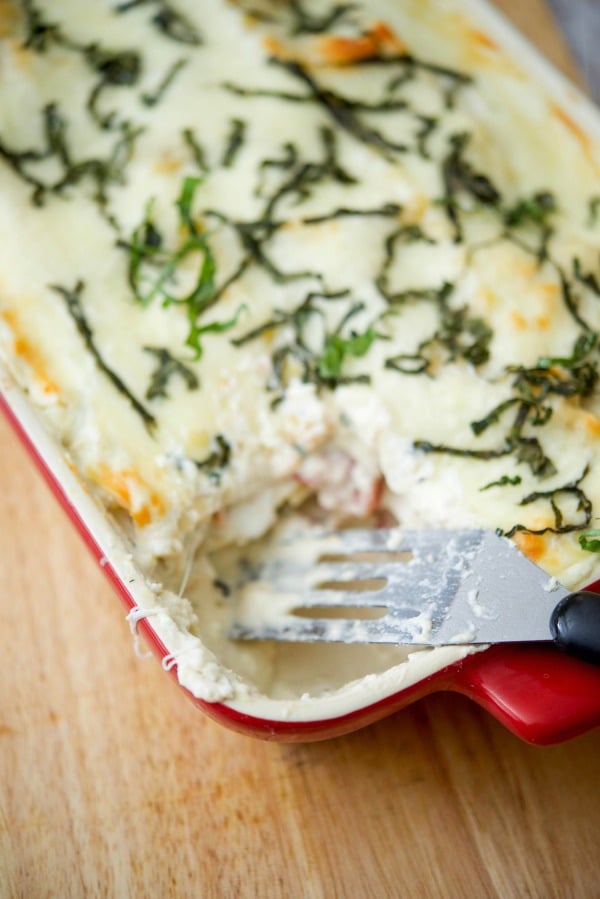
left=1, top=4, right=600, bottom=898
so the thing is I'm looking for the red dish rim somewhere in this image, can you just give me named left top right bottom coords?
left=3, top=390, right=600, bottom=745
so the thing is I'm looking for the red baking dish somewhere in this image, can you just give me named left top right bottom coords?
left=3, top=0, right=600, bottom=745
left=2, top=387, right=600, bottom=745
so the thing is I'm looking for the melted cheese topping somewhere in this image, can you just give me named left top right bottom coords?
left=1, top=0, right=600, bottom=712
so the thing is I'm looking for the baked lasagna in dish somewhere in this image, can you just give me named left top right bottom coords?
left=1, top=0, right=600, bottom=719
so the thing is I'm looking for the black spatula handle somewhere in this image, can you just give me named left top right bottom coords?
left=550, top=592, right=600, bottom=665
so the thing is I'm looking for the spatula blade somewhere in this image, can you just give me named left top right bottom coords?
left=229, top=528, right=571, bottom=645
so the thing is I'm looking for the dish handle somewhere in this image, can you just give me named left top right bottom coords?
left=451, top=642, right=600, bottom=744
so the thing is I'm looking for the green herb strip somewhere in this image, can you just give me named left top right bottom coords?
left=502, top=467, right=592, bottom=538
left=480, top=475, right=522, bottom=491
left=221, top=119, right=247, bottom=168
left=143, top=347, right=199, bottom=399
left=195, top=434, right=231, bottom=484
left=573, top=257, right=600, bottom=298
left=579, top=529, right=600, bottom=552
left=181, top=128, right=209, bottom=172
left=114, top=0, right=202, bottom=46
left=183, top=126, right=363, bottom=305
left=84, top=46, right=142, bottom=130
left=504, top=190, right=556, bottom=228
left=270, top=59, right=409, bottom=158
left=318, top=325, right=378, bottom=379
left=262, top=126, right=356, bottom=219
left=20, top=0, right=60, bottom=51
left=204, top=210, right=320, bottom=289
left=51, top=281, right=155, bottom=429
left=441, top=132, right=501, bottom=242
left=301, top=203, right=401, bottom=225
left=376, top=224, right=435, bottom=303
left=587, top=196, right=600, bottom=227
left=0, top=102, right=142, bottom=225
left=233, top=289, right=378, bottom=391
left=17, top=7, right=143, bottom=131
left=122, top=177, right=249, bottom=359
left=349, top=51, right=473, bottom=109
left=289, top=1, right=358, bottom=35
left=142, top=58, right=187, bottom=107
left=415, top=330, right=600, bottom=483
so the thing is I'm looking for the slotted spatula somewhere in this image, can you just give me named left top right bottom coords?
left=230, top=528, right=600, bottom=664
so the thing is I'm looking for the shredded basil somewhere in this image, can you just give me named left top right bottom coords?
left=480, top=475, right=522, bottom=491
left=318, top=321, right=379, bottom=380
left=503, top=191, right=557, bottom=263
left=376, top=225, right=436, bottom=303
left=416, top=330, right=599, bottom=480
left=441, top=132, right=501, bottom=242
left=83, top=46, right=142, bottom=129
left=270, top=58, right=409, bottom=158
left=195, top=434, right=232, bottom=484
left=302, top=203, right=401, bottom=226
left=342, top=51, right=472, bottom=110
left=19, top=0, right=60, bottom=51
left=504, top=191, right=557, bottom=229
left=587, top=196, right=600, bottom=227
left=579, top=529, right=600, bottom=552
left=122, top=177, right=248, bottom=358
left=0, top=102, right=142, bottom=222
left=182, top=128, right=209, bottom=172
left=51, top=281, right=155, bottom=429
left=384, top=353, right=429, bottom=375
left=413, top=441, right=512, bottom=462
left=415, top=115, right=438, bottom=159
left=113, top=0, right=202, bottom=46
left=186, top=304, right=248, bottom=360
left=142, top=58, right=187, bottom=108
left=204, top=209, right=320, bottom=290
left=233, top=290, right=378, bottom=391
left=383, top=287, right=492, bottom=374
left=143, top=347, right=199, bottom=399
left=502, top=467, right=592, bottom=538
left=289, top=1, right=357, bottom=35
left=573, top=257, right=600, bottom=297
left=221, top=119, right=247, bottom=169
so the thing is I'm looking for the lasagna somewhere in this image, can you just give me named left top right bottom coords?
left=1, top=0, right=600, bottom=714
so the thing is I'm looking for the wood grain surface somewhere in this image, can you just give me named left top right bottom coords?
left=1, top=4, right=599, bottom=898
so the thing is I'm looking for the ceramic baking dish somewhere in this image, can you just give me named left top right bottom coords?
left=4, top=329, right=600, bottom=745
left=2, top=0, right=600, bottom=744
left=4, top=351, right=600, bottom=744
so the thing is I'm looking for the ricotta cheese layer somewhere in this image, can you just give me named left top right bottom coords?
left=2, top=0, right=600, bottom=715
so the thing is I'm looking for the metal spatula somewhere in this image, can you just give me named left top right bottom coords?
left=229, top=527, right=600, bottom=663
